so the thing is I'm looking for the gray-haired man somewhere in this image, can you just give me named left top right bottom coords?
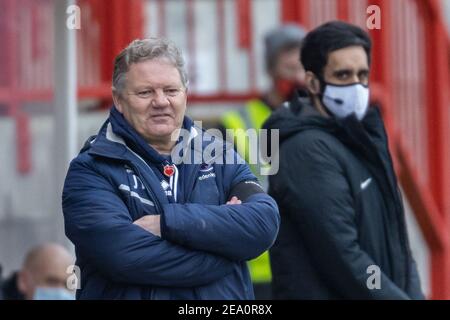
left=62, top=38, right=280, bottom=299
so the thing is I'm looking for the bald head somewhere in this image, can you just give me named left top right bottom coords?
left=18, top=243, right=74, bottom=300
left=23, top=243, right=73, bottom=272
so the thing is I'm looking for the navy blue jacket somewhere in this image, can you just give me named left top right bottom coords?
left=62, top=108, right=279, bottom=299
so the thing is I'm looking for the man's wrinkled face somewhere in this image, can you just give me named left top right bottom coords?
left=114, top=58, right=187, bottom=144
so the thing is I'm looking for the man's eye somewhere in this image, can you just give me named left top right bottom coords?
left=45, top=278, right=63, bottom=286
left=336, top=72, right=349, bottom=79
left=165, top=89, right=180, bottom=96
left=138, top=90, right=151, bottom=97
left=359, top=72, right=369, bottom=80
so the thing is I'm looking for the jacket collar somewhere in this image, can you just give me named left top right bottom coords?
left=86, top=107, right=200, bottom=165
left=86, top=120, right=128, bottom=161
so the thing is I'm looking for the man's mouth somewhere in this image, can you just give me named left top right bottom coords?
left=151, top=114, right=172, bottom=119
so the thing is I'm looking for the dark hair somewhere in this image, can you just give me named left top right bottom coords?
left=301, top=21, right=372, bottom=78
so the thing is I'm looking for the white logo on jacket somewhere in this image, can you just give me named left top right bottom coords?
left=198, top=172, right=216, bottom=181
left=161, top=180, right=173, bottom=197
left=360, top=177, right=372, bottom=190
left=119, top=165, right=153, bottom=206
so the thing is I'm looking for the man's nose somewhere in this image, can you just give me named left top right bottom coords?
left=152, top=90, right=170, bottom=107
left=351, top=74, right=361, bottom=83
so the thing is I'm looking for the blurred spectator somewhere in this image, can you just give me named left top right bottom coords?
left=1, top=243, right=74, bottom=300
left=219, top=23, right=306, bottom=300
left=221, top=24, right=307, bottom=171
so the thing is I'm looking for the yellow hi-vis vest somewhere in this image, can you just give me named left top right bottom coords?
left=221, top=99, right=272, bottom=284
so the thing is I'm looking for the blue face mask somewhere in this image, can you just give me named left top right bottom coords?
left=33, top=287, right=75, bottom=300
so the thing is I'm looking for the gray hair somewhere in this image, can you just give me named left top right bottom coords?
left=112, top=38, right=188, bottom=94
left=265, top=24, right=306, bottom=72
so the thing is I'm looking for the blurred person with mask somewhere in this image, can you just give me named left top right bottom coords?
left=1, top=243, right=74, bottom=300
left=263, top=21, right=424, bottom=299
left=221, top=24, right=307, bottom=177
left=219, top=23, right=306, bottom=300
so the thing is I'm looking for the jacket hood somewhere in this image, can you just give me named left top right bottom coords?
left=82, top=106, right=231, bottom=166
left=263, top=96, right=333, bottom=145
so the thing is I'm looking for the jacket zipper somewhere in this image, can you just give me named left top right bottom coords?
left=352, top=124, right=411, bottom=287
left=184, top=164, right=201, bottom=203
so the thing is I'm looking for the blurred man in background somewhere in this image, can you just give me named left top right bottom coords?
left=1, top=242, right=74, bottom=300
left=221, top=24, right=307, bottom=173
left=220, top=23, right=306, bottom=300
left=264, top=21, right=424, bottom=299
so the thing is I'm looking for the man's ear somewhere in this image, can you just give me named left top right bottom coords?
left=17, top=270, right=31, bottom=297
left=112, top=91, right=123, bottom=113
left=305, top=71, right=321, bottom=95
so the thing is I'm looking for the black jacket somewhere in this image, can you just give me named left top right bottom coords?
left=263, top=95, right=424, bottom=299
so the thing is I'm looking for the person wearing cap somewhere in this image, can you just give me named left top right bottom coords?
left=263, top=21, right=424, bottom=299
left=219, top=24, right=306, bottom=299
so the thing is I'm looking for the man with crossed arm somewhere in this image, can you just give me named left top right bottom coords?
left=62, top=38, right=279, bottom=299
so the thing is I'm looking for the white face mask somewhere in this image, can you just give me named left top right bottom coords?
left=321, top=83, right=369, bottom=120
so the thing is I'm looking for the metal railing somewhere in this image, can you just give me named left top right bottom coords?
left=0, top=0, right=449, bottom=298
